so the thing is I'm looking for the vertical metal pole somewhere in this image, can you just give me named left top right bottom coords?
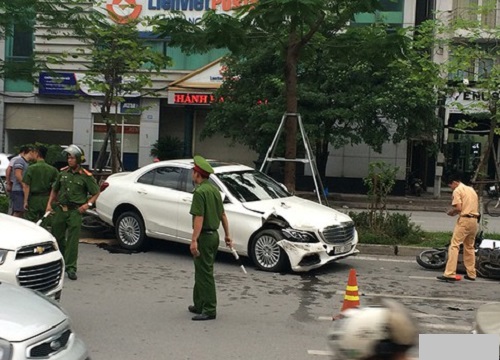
left=297, top=115, right=325, bottom=205
left=259, top=113, right=287, bottom=173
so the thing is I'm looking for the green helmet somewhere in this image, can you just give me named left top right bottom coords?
left=63, top=144, right=86, bottom=164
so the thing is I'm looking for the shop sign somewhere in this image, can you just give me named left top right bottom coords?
left=91, top=97, right=142, bottom=114
left=170, top=92, right=219, bottom=105
left=103, top=0, right=257, bottom=25
left=446, top=89, right=499, bottom=114
left=38, top=72, right=80, bottom=96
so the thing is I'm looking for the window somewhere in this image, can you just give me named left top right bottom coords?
left=138, top=167, right=181, bottom=189
left=152, top=167, right=181, bottom=189
left=138, top=170, right=155, bottom=185
left=181, top=169, right=196, bottom=193
left=6, top=25, right=33, bottom=61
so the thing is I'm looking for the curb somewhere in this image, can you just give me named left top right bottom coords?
left=355, top=244, right=423, bottom=257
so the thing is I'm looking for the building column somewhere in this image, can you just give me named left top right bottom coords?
left=183, top=107, right=194, bottom=157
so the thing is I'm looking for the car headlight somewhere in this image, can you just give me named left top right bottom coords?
left=282, top=228, right=317, bottom=243
left=0, top=250, right=8, bottom=265
left=0, top=338, right=12, bottom=360
left=52, top=241, right=59, bottom=251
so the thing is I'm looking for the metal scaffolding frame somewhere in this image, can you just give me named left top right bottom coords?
left=259, top=113, right=329, bottom=206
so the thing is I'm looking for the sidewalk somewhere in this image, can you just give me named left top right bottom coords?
left=297, top=190, right=451, bottom=212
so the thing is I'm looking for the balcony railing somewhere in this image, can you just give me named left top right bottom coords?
left=452, top=7, right=500, bottom=28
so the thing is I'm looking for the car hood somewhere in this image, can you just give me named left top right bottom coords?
left=0, top=213, right=56, bottom=250
left=0, top=283, right=66, bottom=341
left=241, top=196, right=353, bottom=230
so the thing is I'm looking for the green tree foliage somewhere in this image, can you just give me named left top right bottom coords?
left=154, top=1, right=440, bottom=188
left=363, top=161, right=399, bottom=214
left=154, top=0, right=382, bottom=191
left=203, top=24, right=440, bottom=179
left=70, top=5, right=171, bottom=173
left=150, top=136, right=184, bottom=160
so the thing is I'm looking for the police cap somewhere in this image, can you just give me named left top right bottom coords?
left=193, top=155, right=213, bottom=178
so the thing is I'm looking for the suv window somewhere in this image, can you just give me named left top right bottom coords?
left=138, top=167, right=181, bottom=190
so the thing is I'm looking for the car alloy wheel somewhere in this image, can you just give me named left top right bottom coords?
left=251, top=229, right=287, bottom=272
left=115, top=211, right=147, bottom=250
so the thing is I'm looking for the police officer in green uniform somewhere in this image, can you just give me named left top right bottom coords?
left=188, top=155, right=232, bottom=321
left=22, top=145, right=58, bottom=228
left=46, top=145, right=100, bottom=281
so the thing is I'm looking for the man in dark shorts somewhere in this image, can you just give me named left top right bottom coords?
left=9, top=145, right=35, bottom=218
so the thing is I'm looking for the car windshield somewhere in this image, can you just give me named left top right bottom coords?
left=216, top=170, right=290, bottom=203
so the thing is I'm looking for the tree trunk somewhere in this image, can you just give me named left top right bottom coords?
left=95, top=123, right=111, bottom=172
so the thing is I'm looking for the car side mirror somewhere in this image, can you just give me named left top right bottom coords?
left=220, top=191, right=230, bottom=204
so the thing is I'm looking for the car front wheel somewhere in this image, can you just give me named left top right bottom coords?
left=250, top=229, right=288, bottom=272
left=115, top=211, right=148, bottom=250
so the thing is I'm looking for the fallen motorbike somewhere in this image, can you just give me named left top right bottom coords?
left=416, top=232, right=500, bottom=278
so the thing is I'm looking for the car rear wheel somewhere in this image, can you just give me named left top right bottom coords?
left=115, top=211, right=148, bottom=250
left=250, top=229, right=288, bottom=272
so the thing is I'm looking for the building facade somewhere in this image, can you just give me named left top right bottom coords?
left=1, top=0, right=436, bottom=195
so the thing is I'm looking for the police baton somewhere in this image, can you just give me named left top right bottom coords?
left=36, top=211, right=51, bottom=226
left=229, top=246, right=247, bottom=274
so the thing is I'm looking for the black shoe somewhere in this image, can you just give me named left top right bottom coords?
left=192, top=314, right=216, bottom=321
left=436, top=275, right=458, bottom=282
left=464, top=275, right=476, bottom=281
left=67, top=272, right=77, bottom=281
left=188, top=305, right=201, bottom=314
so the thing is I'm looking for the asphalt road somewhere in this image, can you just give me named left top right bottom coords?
left=61, top=238, right=500, bottom=360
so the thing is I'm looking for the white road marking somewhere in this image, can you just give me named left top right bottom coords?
left=307, top=350, right=333, bottom=356
left=421, top=323, right=472, bottom=331
left=307, top=349, right=419, bottom=359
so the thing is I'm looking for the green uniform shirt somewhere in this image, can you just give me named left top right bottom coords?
left=190, top=180, right=223, bottom=230
left=53, top=166, right=99, bottom=205
left=23, top=160, right=59, bottom=195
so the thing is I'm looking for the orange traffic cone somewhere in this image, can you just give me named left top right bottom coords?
left=333, top=268, right=360, bottom=320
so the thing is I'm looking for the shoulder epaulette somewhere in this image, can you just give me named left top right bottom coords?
left=60, top=166, right=69, bottom=171
left=82, top=168, right=93, bottom=176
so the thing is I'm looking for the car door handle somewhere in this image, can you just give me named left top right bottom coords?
left=137, top=189, right=148, bottom=195
left=182, top=197, right=192, bottom=203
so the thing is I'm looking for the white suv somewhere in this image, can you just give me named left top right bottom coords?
left=0, top=213, right=64, bottom=300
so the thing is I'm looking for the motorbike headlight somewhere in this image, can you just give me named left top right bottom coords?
left=0, top=250, right=9, bottom=265
left=282, top=228, right=317, bottom=243
left=0, top=338, right=12, bottom=360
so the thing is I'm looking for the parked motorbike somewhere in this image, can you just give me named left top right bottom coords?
left=407, top=173, right=423, bottom=196
left=416, top=232, right=500, bottom=278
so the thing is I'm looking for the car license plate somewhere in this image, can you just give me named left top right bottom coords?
left=334, top=245, right=351, bottom=254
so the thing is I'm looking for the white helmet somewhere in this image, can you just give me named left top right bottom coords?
left=62, top=144, right=86, bottom=164
left=328, top=299, right=418, bottom=360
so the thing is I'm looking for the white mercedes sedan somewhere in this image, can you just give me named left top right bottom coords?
left=95, top=159, right=359, bottom=272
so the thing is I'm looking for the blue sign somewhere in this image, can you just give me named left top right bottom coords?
left=120, top=97, right=141, bottom=114
left=39, top=72, right=79, bottom=96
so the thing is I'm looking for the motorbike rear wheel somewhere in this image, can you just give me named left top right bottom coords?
left=416, top=249, right=447, bottom=269
left=485, top=198, right=500, bottom=217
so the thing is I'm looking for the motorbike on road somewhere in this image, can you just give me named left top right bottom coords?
left=416, top=232, right=500, bottom=279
